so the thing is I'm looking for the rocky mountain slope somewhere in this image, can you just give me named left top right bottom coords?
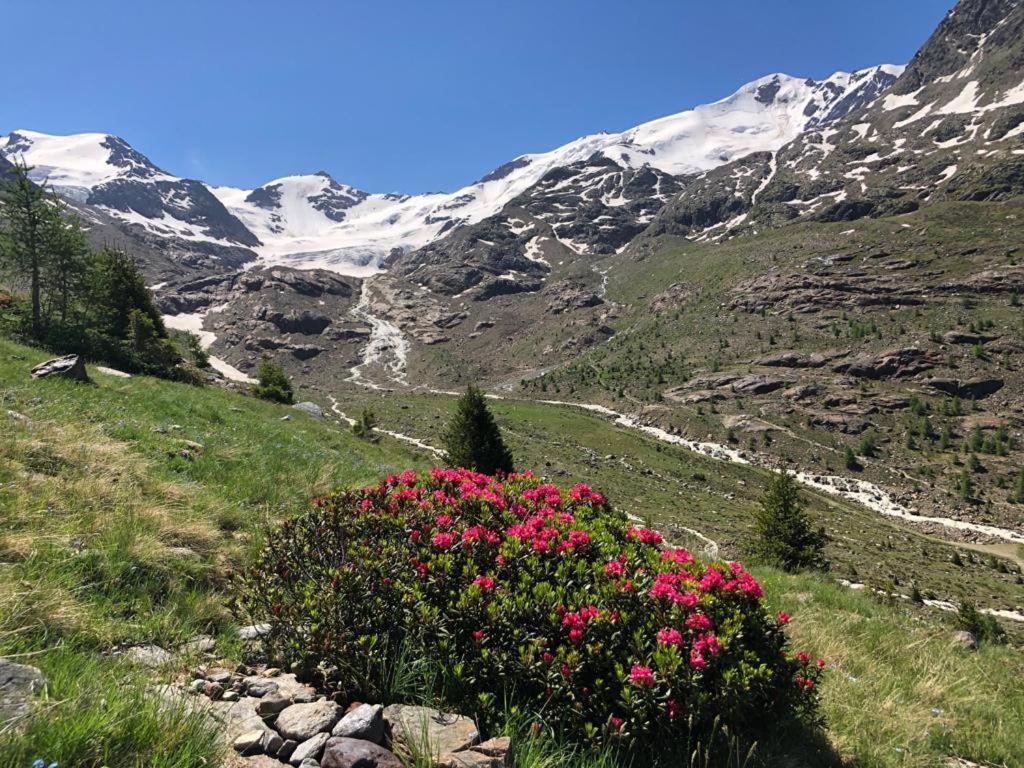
left=3, top=64, right=899, bottom=283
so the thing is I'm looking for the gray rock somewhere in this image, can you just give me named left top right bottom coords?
left=952, top=630, right=979, bottom=650
left=247, top=677, right=282, bottom=698
left=0, top=659, right=46, bottom=724
left=321, top=737, right=403, bottom=768
left=122, top=644, right=173, bottom=667
left=30, top=354, right=89, bottom=382
left=262, top=731, right=285, bottom=756
left=189, top=679, right=207, bottom=694
left=204, top=681, right=225, bottom=700
left=257, top=693, right=290, bottom=716
left=223, top=690, right=240, bottom=702
left=383, top=704, right=479, bottom=759
left=277, top=739, right=299, bottom=760
left=234, top=728, right=266, bottom=755
left=205, top=668, right=233, bottom=684
left=298, top=761, right=319, bottom=768
left=276, top=699, right=342, bottom=742
left=292, top=401, right=325, bottom=419
left=239, top=623, right=272, bottom=640
left=289, top=732, right=330, bottom=765
left=331, top=703, right=384, bottom=743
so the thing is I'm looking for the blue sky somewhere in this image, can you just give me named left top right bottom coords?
left=2, top=0, right=952, bottom=193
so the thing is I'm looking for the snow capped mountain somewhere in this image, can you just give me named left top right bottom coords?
left=0, top=129, right=259, bottom=254
left=2, top=64, right=903, bottom=278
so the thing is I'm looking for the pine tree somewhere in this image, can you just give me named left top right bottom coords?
left=748, top=469, right=828, bottom=572
left=0, top=158, right=53, bottom=337
left=251, top=358, right=293, bottom=404
left=442, top=385, right=514, bottom=474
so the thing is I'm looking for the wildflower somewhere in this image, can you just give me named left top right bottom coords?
left=473, top=575, right=495, bottom=591
left=685, top=613, right=712, bottom=631
left=610, top=716, right=623, bottom=732
left=629, top=664, right=655, bottom=688
left=604, top=560, right=625, bottom=577
left=776, top=611, right=790, bottom=625
left=431, top=531, right=456, bottom=550
left=471, top=629, right=485, bottom=643
left=657, top=627, right=683, bottom=647
left=689, top=649, right=707, bottom=669
left=795, top=651, right=811, bottom=665
left=667, top=698, right=681, bottom=720
left=626, top=526, right=663, bottom=545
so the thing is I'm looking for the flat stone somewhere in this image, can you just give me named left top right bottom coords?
left=257, top=693, right=290, bottom=716
left=204, top=681, right=225, bottom=700
left=245, top=677, right=281, bottom=698
left=234, top=729, right=266, bottom=755
left=321, top=737, right=403, bottom=768
left=473, top=737, right=511, bottom=757
left=122, top=644, right=173, bottom=667
left=331, top=703, right=384, bottom=743
left=207, top=668, right=233, bottom=684
left=289, top=732, right=330, bottom=766
left=0, top=659, right=46, bottom=724
left=383, top=705, right=479, bottom=759
left=276, top=700, right=342, bottom=742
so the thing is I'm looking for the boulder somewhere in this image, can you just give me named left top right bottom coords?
left=383, top=704, right=479, bottom=759
left=30, top=354, right=89, bottom=382
left=331, top=703, right=384, bottom=743
left=275, top=699, right=343, bottom=742
left=289, top=732, right=330, bottom=766
left=321, top=737, right=404, bottom=768
left=0, top=659, right=46, bottom=724
left=292, top=401, right=325, bottom=419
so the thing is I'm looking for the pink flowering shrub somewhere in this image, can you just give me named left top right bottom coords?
left=239, top=468, right=822, bottom=746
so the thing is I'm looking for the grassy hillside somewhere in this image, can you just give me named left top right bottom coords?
left=1, top=336, right=1022, bottom=767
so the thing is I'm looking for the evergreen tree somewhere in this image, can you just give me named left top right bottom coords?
left=352, top=408, right=378, bottom=441
left=252, top=358, right=293, bottom=404
left=442, top=385, right=514, bottom=474
left=0, top=158, right=53, bottom=336
left=748, top=469, right=828, bottom=572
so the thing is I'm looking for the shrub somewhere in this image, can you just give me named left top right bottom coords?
left=251, top=358, right=293, bottom=404
left=442, top=385, right=514, bottom=474
left=238, top=470, right=822, bottom=750
left=748, top=471, right=828, bottom=573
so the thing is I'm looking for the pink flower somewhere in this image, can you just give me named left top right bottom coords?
left=795, top=651, right=811, bottom=665
left=689, top=649, right=707, bottom=669
left=667, top=698, right=681, bottom=720
left=609, top=716, right=623, bottom=732
left=470, top=629, right=484, bottom=643
left=604, top=560, right=625, bottom=577
left=629, top=664, right=655, bottom=688
left=777, top=611, right=790, bottom=625
left=626, top=526, right=663, bottom=545
left=473, top=575, right=495, bottom=591
left=699, top=567, right=726, bottom=592
left=657, top=627, right=683, bottom=647
left=431, top=531, right=456, bottom=550
left=661, top=548, right=694, bottom=565
left=435, top=514, right=453, bottom=528
left=569, top=628, right=583, bottom=645
left=685, top=613, right=712, bottom=631
left=542, top=652, right=554, bottom=665
left=567, top=529, right=590, bottom=548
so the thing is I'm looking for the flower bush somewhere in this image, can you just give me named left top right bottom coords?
left=238, top=468, right=822, bottom=746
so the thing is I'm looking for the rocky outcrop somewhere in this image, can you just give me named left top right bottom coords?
left=923, top=377, right=1004, bottom=399
left=834, top=347, right=942, bottom=380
